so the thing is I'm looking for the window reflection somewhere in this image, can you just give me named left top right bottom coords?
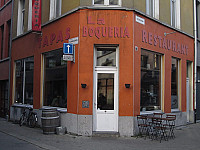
left=109, top=0, right=118, bottom=5
left=97, top=48, right=116, bottom=66
left=94, top=0, right=104, bottom=4
left=97, top=73, right=114, bottom=110
left=141, top=50, right=161, bottom=111
left=15, top=57, right=34, bottom=105
left=171, top=58, right=178, bottom=109
left=43, top=49, right=67, bottom=108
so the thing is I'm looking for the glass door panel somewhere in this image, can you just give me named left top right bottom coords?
left=97, top=73, right=114, bottom=110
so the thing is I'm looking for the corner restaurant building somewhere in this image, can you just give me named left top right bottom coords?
left=10, top=9, right=194, bottom=136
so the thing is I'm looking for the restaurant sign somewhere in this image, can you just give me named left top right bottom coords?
left=82, top=16, right=130, bottom=39
left=142, top=30, right=188, bottom=55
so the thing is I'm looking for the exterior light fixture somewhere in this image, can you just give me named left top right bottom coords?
left=164, top=31, right=176, bottom=36
left=81, top=84, right=87, bottom=88
left=125, top=84, right=131, bottom=88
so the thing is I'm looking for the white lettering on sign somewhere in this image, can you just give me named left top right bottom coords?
left=136, top=16, right=145, bottom=25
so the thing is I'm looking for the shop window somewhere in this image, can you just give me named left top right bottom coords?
left=171, top=0, right=180, bottom=29
left=17, top=0, right=25, bottom=35
left=171, top=57, right=180, bottom=110
left=49, top=0, right=62, bottom=20
left=146, top=0, right=159, bottom=19
left=0, top=25, right=4, bottom=60
left=141, top=50, right=161, bottom=111
left=15, top=57, right=34, bottom=105
left=43, top=49, right=67, bottom=108
left=94, top=0, right=121, bottom=6
left=7, top=20, right=11, bottom=58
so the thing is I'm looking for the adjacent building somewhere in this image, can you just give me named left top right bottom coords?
left=0, top=0, right=12, bottom=118
left=9, top=0, right=195, bottom=136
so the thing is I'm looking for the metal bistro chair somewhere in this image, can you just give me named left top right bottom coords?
left=137, top=115, right=150, bottom=139
left=165, top=114, right=176, bottom=139
left=151, top=117, right=168, bottom=142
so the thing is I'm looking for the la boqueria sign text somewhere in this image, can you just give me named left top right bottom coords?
left=142, top=30, right=188, bottom=55
left=82, top=16, right=130, bottom=39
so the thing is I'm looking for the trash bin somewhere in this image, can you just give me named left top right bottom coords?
left=41, top=108, right=59, bottom=134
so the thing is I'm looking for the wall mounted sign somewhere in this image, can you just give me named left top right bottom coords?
left=69, top=37, right=78, bottom=45
left=39, top=28, right=70, bottom=48
left=136, top=16, right=145, bottom=25
left=82, top=16, right=130, bottom=39
left=32, top=0, right=41, bottom=32
left=63, top=43, right=73, bottom=54
left=142, top=30, right=188, bottom=55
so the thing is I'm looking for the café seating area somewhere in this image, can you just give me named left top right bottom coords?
left=137, top=113, right=176, bottom=142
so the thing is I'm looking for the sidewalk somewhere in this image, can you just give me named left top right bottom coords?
left=0, top=118, right=200, bottom=150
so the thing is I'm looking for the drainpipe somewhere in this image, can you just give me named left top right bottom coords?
left=194, top=0, right=197, bottom=123
left=7, top=0, right=14, bottom=120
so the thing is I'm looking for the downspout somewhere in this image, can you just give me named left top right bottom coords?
left=194, top=0, right=197, bottom=123
left=7, top=0, right=14, bottom=120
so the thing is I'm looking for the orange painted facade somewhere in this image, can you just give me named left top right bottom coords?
left=10, top=9, right=194, bottom=120
left=134, top=14, right=194, bottom=116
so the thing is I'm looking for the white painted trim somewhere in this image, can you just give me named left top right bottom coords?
left=170, top=0, right=180, bottom=29
left=49, top=0, right=56, bottom=20
left=93, top=45, right=119, bottom=132
left=146, top=0, right=159, bottom=19
left=176, top=0, right=180, bottom=29
left=154, top=0, right=159, bottom=19
left=170, top=0, right=176, bottom=27
left=28, top=0, right=32, bottom=31
left=17, top=0, right=22, bottom=36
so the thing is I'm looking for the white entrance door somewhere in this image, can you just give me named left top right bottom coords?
left=186, top=78, right=190, bottom=122
left=93, top=46, right=118, bottom=132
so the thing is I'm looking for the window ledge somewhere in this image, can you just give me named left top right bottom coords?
left=42, top=106, right=67, bottom=113
left=140, top=110, right=163, bottom=115
left=171, top=109, right=180, bottom=113
left=12, top=103, right=33, bottom=108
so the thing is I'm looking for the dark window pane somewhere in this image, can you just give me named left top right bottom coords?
left=171, top=58, right=178, bottom=109
left=140, top=50, right=161, bottom=111
left=24, top=57, right=34, bottom=105
left=94, top=0, right=104, bottom=4
left=43, top=49, right=67, bottom=108
left=109, top=0, right=118, bottom=5
left=15, top=60, right=24, bottom=103
left=97, top=73, right=114, bottom=110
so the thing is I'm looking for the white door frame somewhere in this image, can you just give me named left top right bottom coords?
left=93, top=46, right=119, bottom=132
left=186, top=77, right=190, bottom=122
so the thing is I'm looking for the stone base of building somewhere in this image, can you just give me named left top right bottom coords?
left=10, top=106, right=195, bottom=136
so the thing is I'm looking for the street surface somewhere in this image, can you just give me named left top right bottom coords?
left=0, top=118, right=200, bottom=150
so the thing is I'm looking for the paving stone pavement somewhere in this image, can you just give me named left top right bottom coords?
left=0, top=118, right=200, bottom=150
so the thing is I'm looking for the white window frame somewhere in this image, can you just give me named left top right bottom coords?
left=170, top=0, right=180, bottom=29
left=93, top=0, right=121, bottom=6
left=28, top=0, right=32, bottom=31
left=49, top=0, right=62, bottom=20
left=17, top=0, right=25, bottom=36
left=146, top=0, right=159, bottom=19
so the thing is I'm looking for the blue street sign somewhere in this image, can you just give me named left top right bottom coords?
left=63, top=43, right=73, bottom=54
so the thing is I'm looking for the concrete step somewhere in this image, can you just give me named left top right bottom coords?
left=92, top=131, right=120, bottom=138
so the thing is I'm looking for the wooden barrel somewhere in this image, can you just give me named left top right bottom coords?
left=41, top=108, right=59, bottom=134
